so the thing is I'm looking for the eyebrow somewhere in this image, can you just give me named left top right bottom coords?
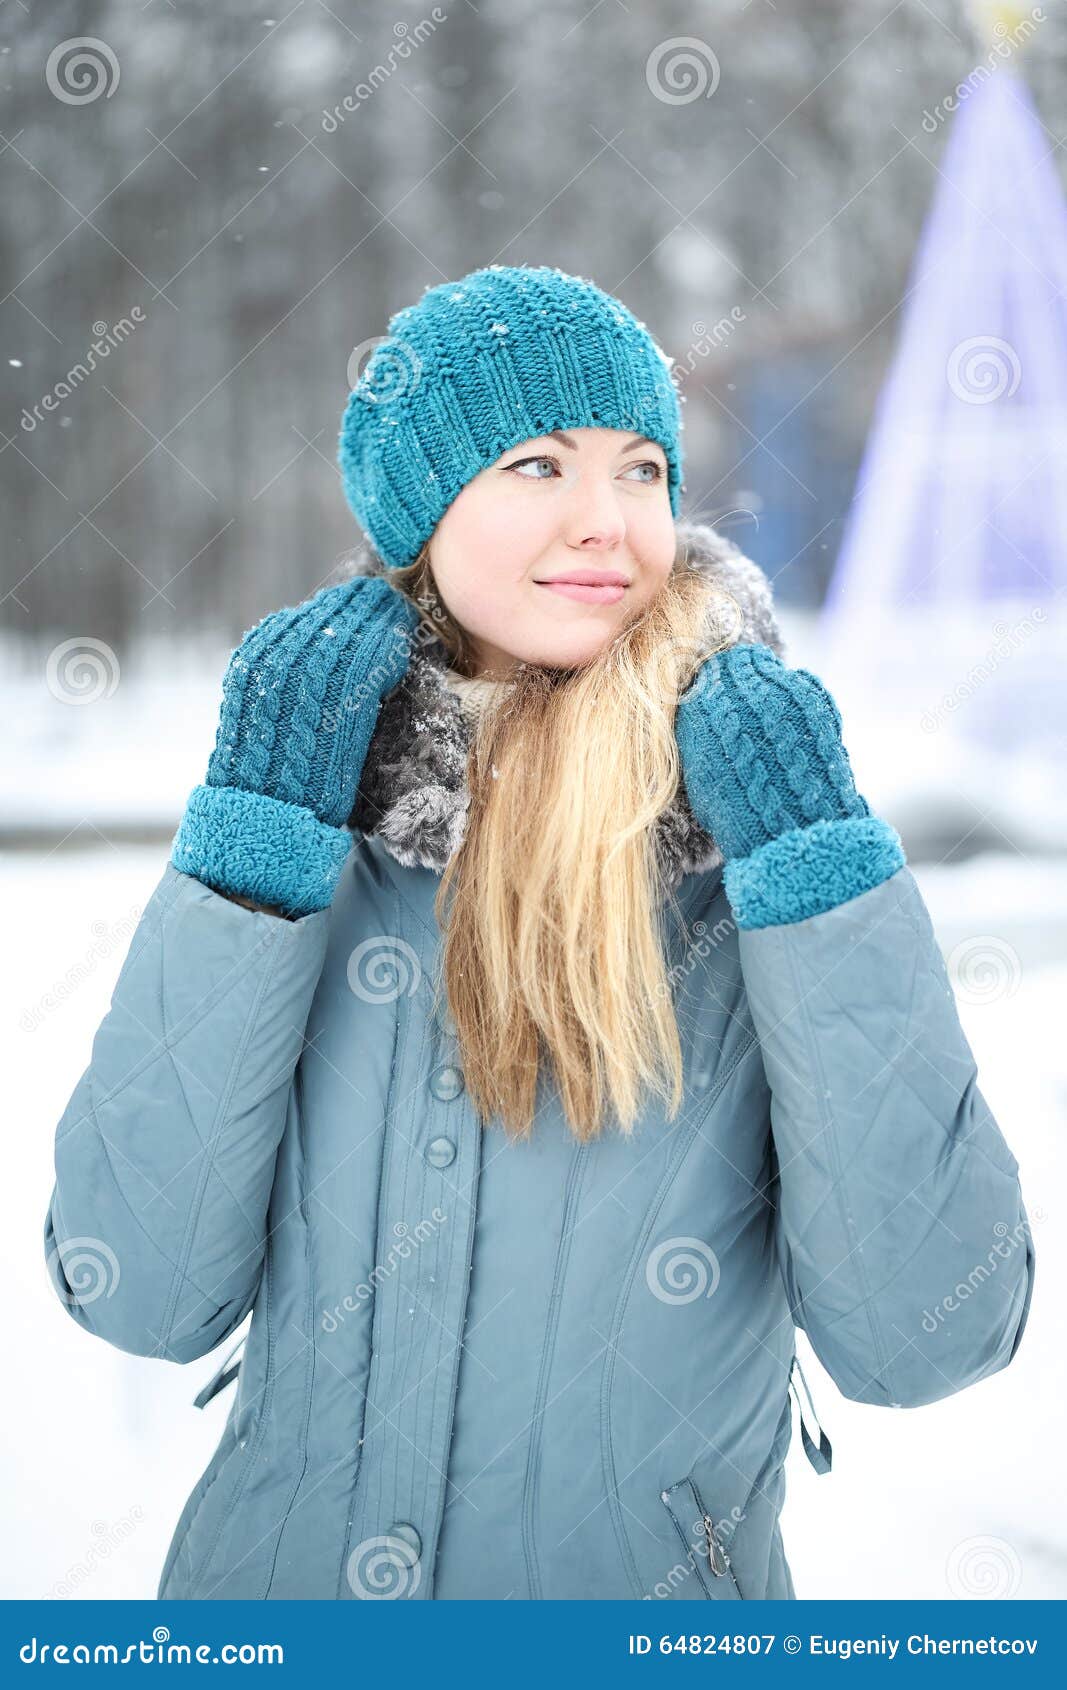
left=546, top=429, right=664, bottom=455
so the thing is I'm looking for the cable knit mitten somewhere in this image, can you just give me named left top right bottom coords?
left=675, top=642, right=905, bottom=928
left=172, top=574, right=421, bottom=917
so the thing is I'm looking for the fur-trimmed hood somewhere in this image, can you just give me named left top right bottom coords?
left=346, top=520, right=786, bottom=890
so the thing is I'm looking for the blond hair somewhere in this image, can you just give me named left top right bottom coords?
left=386, top=539, right=733, bottom=1143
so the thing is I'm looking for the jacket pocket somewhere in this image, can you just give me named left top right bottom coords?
left=660, top=1477, right=744, bottom=1600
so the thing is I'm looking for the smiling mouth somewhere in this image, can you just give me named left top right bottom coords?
left=534, top=580, right=628, bottom=605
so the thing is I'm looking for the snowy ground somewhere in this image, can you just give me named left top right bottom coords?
left=4, top=624, right=1065, bottom=1600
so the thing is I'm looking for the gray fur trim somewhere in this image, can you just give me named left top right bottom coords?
left=344, top=519, right=785, bottom=890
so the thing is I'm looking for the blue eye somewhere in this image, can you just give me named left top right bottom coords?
left=625, top=461, right=664, bottom=482
left=505, top=456, right=558, bottom=479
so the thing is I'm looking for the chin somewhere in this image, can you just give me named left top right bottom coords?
left=513, top=627, right=618, bottom=672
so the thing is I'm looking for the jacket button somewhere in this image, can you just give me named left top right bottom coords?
left=388, top=1522, right=421, bottom=1561
left=426, top=1136, right=456, bottom=1168
left=429, top=1064, right=464, bottom=1101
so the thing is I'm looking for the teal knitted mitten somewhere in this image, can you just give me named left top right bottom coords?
left=675, top=642, right=905, bottom=928
left=172, top=575, right=421, bottom=917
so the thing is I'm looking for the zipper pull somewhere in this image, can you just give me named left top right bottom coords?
left=701, top=1513, right=730, bottom=1577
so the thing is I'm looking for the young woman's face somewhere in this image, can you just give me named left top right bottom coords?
left=427, top=426, right=677, bottom=678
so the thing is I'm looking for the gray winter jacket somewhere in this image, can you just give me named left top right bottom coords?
left=43, top=522, right=1034, bottom=1601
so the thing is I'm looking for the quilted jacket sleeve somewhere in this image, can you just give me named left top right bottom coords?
left=43, top=862, right=332, bottom=1363
left=738, top=856, right=1035, bottom=1409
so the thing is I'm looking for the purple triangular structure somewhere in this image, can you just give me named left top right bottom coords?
left=826, top=66, right=1067, bottom=616
left=808, top=65, right=1067, bottom=845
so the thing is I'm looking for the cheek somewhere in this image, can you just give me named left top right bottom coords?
left=439, top=481, right=540, bottom=567
left=431, top=499, right=541, bottom=630
left=634, top=550, right=675, bottom=601
left=439, top=573, right=518, bottom=639
left=432, top=545, right=525, bottom=643
left=620, top=546, right=675, bottom=624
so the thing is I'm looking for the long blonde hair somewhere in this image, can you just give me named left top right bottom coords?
left=386, top=537, right=734, bottom=1144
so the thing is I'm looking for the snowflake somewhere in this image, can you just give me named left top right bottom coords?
left=322, top=626, right=336, bottom=636
left=489, top=322, right=509, bottom=334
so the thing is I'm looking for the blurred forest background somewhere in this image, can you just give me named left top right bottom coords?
left=4, top=0, right=1067, bottom=641
left=4, top=0, right=1066, bottom=1605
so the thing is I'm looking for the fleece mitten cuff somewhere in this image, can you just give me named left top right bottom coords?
left=722, top=814, right=906, bottom=929
left=171, top=784, right=353, bottom=917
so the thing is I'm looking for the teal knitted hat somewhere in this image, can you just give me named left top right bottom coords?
left=338, top=263, right=684, bottom=570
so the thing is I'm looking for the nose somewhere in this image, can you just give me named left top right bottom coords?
left=563, top=468, right=628, bottom=549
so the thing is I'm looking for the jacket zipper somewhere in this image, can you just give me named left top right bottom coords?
left=660, top=1477, right=741, bottom=1597
left=690, top=1477, right=732, bottom=1579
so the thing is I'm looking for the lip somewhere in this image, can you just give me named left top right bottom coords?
left=534, top=578, right=628, bottom=605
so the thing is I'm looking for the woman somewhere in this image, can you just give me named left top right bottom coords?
left=44, top=263, right=1034, bottom=1602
